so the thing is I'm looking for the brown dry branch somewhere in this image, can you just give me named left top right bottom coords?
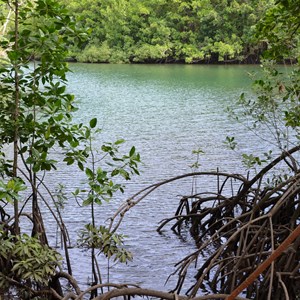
left=226, top=223, right=300, bottom=299
left=73, top=283, right=140, bottom=300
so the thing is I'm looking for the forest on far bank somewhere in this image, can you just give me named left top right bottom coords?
left=56, top=0, right=293, bottom=64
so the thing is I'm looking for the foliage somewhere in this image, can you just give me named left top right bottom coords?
left=78, top=224, right=133, bottom=263
left=231, top=63, right=299, bottom=153
left=71, top=120, right=140, bottom=285
left=133, top=43, right=170, bottom=63
left=0, top=0, right=87, bottom=295
left=60, top=0, right=275, bottom=63
left=0, top=231, right=62, bottom=290
left=76, top=42, right=112, bottom=63
left=0, top=0, right=299, bottom=299
left=0, top=178, right=26, bottom=204
left=226, top=0, right=300, bottom=171
left=210, top=1, right=300, bottom=297
left=256, top=0, right=300, bottom=61
left=72, top=121, right=140, bottom=206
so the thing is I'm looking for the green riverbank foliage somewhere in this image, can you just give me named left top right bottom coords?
left=59, top=0, right=275, bottom=63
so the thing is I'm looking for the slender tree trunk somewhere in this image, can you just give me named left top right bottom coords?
left=13, top=0, right=20, bottom=236
left=32, top=174, right=48, bottom=244
left=91, top=213, right=99, bottom=298
left=90, top=144, right=98, bottom=299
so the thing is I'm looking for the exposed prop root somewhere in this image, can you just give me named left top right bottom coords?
left=107, top=146, right=300, bottom=299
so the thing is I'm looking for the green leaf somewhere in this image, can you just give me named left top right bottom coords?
left=85, top=167, right=94, bottom=178
left=89, top=118, right=97, bottom=128
left=115, top=139, right=125, bottom=145
left=78, top=161, right=84, bottom=171
left=129, top=146, right=136, bottom=157
left=82, top=197, right=93, bottom=206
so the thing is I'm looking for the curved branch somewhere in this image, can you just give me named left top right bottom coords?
left=238, top=145, right=300, bottom=199
left=74, top=283, right=140, bottom=300
left=53, top=272, right=81, bottom=295
left=92, top=287, right=250, bottom=300
left=108, top=171, right=248, bottom=233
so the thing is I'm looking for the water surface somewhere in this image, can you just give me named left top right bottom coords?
left=32, top=64, right=272, bottom=292
left=48, top=64, right=262, bottom=292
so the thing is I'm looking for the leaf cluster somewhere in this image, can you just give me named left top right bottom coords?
left=77, top=224, right=133, bottom=264
left=256, top=0, right=300, bottom=61
left=0, top=230, right=62, bottom=289
left=228, top=60, right=300, bottom=172
left=73, top=133, right=141, bottom=206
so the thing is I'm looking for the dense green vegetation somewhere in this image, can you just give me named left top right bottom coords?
left=59, top=0, right=275, bottom=63
left=1, top=0, right=299, bottom=64
left=0, top=0, right=299, bottom=299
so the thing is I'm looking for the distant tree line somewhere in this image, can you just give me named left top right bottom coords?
left=59, top=0, right=277, bottom=64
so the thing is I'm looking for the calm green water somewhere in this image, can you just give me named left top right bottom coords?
left=68, top=64, right=258, bottom=176
left=48, top=64, right=269, bottom=291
